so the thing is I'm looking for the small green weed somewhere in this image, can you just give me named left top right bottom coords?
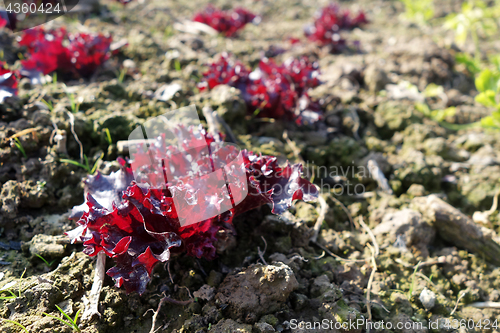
left=67, top=93, right=80, bottom=113
left=399, top=0, right=434, bottom=24
left=174, top=59, right=182, bottom=72
left=104, top=128, right=113, bottom=145
left=41, top=98, right=54, bottom=111
left=117, top=67, right=127, bottom=83
left=44, top=305, right=82, bottom=333
left=13, top=137, right=27, bottom=158
left=473, top=68, right=500, bottom=129
left=444, top=0, right=498, bottom=58
left=0, top=269, right=26, bottom=300
left=35, top=254, right=56, bottom=267
left=408, top=261, right=421, bottom=300
left=2, top=319, right=29, bottom=333
left=60, top=153, right=104, bottom=175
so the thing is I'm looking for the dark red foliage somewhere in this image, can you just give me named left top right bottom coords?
left=0, top=62, right=19, bottom=102
left=68, top=127, right=318, bottom=294
left=198, top=55, right=250, bottom=91
left=19, top=27, right=112, bottom=79
left=305, top=3, right=367, bottom=52
left=193, top=5, right=258, bottom=37
left=199, top=54, right=322, bottom=124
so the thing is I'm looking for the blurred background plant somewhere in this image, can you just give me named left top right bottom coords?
left=444, top=0, right=499, bottom=59
left=474, top=66, right=500, bottom=129
left=399, top=0, right=435, bottom=25
left=416, top=66, right=500, bottom=130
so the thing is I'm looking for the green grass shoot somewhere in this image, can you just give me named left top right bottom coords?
left=67, top=93, right=80, bottom=113
left=13, top=138, right=27, bottom=158
left=2, top=319, right=29, bottom=333
left=408, top=261, right=421, bottom=300
left=41, top=99, right=54, bottom=111
left=174, top=59, right=182, bottom=72
left=0, top=268, right=26, bottom=300
left=117, top=67, right=127, bottom=83
left=60, top=153, right=104, bottom=175
left=104, top=128, right=113, bottom=145
left=35, top=254, right=56, bottom=267
left=44, top=305, right=81, bottom=333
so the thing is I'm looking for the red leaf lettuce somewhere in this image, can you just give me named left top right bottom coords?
left=199, top=54, right=322, bottom=124
left=68, top=127, right=318, bottom=294
left=0, top=62, right=18, bottom=103
left=304, top=3, right=368, bottom=52
left=193, top=5, right=258, bottom=37
left=19, top=27, right=112, bottom=79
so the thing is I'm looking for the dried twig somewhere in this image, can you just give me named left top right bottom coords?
left=148, top=295, right=167, bottom=333
left=472, top=188, right=500, bottom=225
left=4, top=128, right=38, bottom=142
left=311, top=241, right=365, bottom=263
left=330, top=196, right=359, bottom=229
left=66, top=111, right=84, bottom=162
left=147, top=292, right=194, bottom=333
left=257, top=236, right=268, bottom=265
left=178, top=286, right=193, bottom=299
left=82, top=251, right=106, bottom=321
left=359, top=217, right=379, bottom=256
left=310, top=195, right=329, bottom=243
left=166, top=262, right=174, bottom=284
left=366, top=243, right=377, bottom=333
left=371, top=300, right=390, bottom=313
left=450, top=290, right=467, bottom=316
left=313, top=251, right=325, bottom=260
